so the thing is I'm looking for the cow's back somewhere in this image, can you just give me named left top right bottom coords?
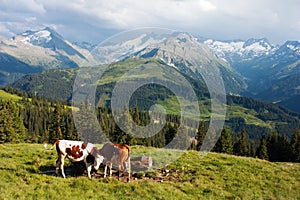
left=115, top=144, right=130, bottom=162
left=100, top=142, right=117, bottom=160
left=56, top=140, right=90, bottom=161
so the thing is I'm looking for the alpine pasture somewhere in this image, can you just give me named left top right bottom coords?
left=0, top=143, right=299, bottom=199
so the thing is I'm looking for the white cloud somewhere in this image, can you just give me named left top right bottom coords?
left=0, top=0, right=299, bottom=44
left=0, top=23, right=14, bottom=37
left=0, top=0, right=45, bottom=14
left=199, top=0, right=216, bottom=11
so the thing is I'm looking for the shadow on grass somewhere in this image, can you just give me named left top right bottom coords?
left=37, top=162, right=88, bottom=177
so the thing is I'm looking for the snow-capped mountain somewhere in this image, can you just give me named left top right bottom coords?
left=91, top=31, right=169, bottom=64
left=274, top=41, right=300, bottom=58
left=0, top=27, right=91, bottom=85
left=204, top=38, right=276, bottom=63
left=21, top=29, right=52, bottom=45
left=204, top=38, right=300, bottom=112
left=13, top=27, right=88, bottom=60
left=91, top=31, right=246, bottom=93
left=1, top=27, right=300, bottom=112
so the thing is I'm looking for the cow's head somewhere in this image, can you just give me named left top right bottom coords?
left=94, top=155, right=104, bottom=170
left=92, top=147, right=104, bottom=170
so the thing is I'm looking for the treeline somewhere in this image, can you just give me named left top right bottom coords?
left=0, top=87, right=79, bottom=143
left=0, top=87, right=299, bottom=162
left=79, top=104, right=300, bottom=163
left=209, top=128, right=300, bottom=162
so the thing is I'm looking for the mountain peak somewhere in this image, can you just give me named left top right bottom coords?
left=280, top=40, right=300, bottom=55
left=18, top=27, right=64, bottom=47
left=284, top=40, right=300, bottom=47
left=204, top=38, right=276, bottom=61
left=14, top=27, right=86, bottom=59
left=244, top=38, right=273, bottom=49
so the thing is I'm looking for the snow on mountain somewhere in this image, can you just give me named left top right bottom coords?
left=91, top=31, right=246, bottom=93
left=1, top=27, right=300, bottom=111
left=0, top=27, right=92, bottom=67
left=21, top=29, right=52, bottom=45
left=275, top=41, right=300, bottom=57
left=91, top=32, right=168, bottom=64
left=0, top=27, right=93, bottom=86
left=203, top=37, right=300, bottom=112
left=204, top=38, right=275, bottom=62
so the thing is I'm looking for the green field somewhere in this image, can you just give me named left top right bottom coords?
left=0, top=90, right=22, bottom=101
left=0, top=143, right=299, bottom=199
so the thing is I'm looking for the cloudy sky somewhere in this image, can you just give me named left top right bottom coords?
left=0, top=0, right=299, bottom=44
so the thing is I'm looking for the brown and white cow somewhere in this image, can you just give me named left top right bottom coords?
left=51, top=140, right=104, bottom=179
left=99, top=142, right=131, bottom=182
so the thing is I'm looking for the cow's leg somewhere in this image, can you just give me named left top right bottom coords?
left=109, top=162, right=113, bottom=177
left=118, top=163, right=122, bottom=181
left=59, top=156, right=66, bottom=178
left=55, top=159, right=60, bottom=177
left=104, top=163, right=108, bottom=178
left=86, top=163, right=92, bottom=179
left=127, top=157, right=131, bottom=182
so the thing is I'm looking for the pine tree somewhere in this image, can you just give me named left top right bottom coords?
left=195, top=121, right=207, bottom=151
left=49, top=104, right=64, bottom=142
left=173, top=125, right=191, bottom=150
left=165, top=123, right=177, bottom=146
left=291, top=129, right=300, bottom=162
left=257, top=134, right=268, bottom=160
left=234, top=129, right=249, bottom=156
left=214, top=128, right=233, bottom=154
left=74, top=100, right=105, bottom=143
left=132, top=105, right=140, bottom=125
left=278, top=134, right=291, bottom=162
left=117, top=107, right=137, bottom=145
left=267, top=131, right=280, bottom=162
left=0, top=100, right=26, bottom=143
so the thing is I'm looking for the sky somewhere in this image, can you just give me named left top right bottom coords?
left=0, top=0, right=299, bottom=45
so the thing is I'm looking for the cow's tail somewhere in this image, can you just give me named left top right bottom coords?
left=124, top=144, right=131, bottom=182
left=43, top=140, right=59, bottom=150
left=123, top=144, right=130, bottom=168
left=123, top=144, right=130, bottom=161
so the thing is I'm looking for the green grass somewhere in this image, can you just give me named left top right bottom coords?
left=0, top=143, right=299, bottom=199
left=226, top=105, right=273, bottom=129
left=0, top=90, right=22, bottom=101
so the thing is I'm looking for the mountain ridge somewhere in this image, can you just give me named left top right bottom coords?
left=1, top=27, right=300, bottom=112
left=10, top=58, right=300, bottom=139
left=0, top=27, right=91, bottom=85
left=204, top=37, right=300, bottom=112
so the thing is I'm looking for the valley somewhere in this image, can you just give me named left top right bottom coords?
left=1, top=28, right=299, bottom=113
left=1, top=1, right=299, bottom=199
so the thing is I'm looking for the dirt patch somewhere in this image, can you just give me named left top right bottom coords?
left=91, top=167, right=185, bottom=183
left=39, top=163, right=187, bottom=183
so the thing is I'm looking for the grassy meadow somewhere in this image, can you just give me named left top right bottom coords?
left=0, top=143, right=299, bottom=200
left=0, top=90, right=22, bottom=101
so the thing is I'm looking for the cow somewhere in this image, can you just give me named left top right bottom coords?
left=99, top=142, right=131, bottom=182
left=51, top=140, right=104, bottom=179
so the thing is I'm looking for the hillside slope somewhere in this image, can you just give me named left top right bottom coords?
left=0, top=143, right=299, bottom=199
left=10, top=58, right=300, bottom=138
